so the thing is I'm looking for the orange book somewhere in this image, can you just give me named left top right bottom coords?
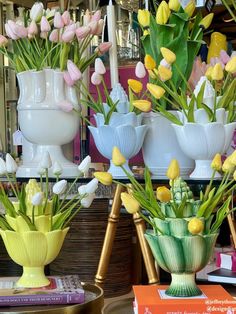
left=133, top=285, right=236, bottom=314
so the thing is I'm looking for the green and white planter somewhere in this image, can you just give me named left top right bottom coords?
left=145, top=217, right=218, bottom=297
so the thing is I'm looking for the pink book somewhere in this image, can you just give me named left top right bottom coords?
left=216, top=251, right=236, bottom=271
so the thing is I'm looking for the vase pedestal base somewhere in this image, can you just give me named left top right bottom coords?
left=190, top=160, right=221, bottom=180
left=166, top=273, right=202, bottom=297
left=16, top=266, right=49, bottom=288
left=108, top=160, right=132, bottom=178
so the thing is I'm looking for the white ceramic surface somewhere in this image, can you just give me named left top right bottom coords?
left=142, top=112, right=194, bottom=178
left=17, top=69, right=80, bottom=178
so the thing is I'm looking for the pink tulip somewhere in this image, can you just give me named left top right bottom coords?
left=220, top=50, right=230, bottom=65
left=67, top=60, right=82, bottom=81
left=87, top=21, right=98, bottom=35
left=76, top=26, right=91, bottom=40
left=91, top=10, right=101, bottom=22
left=95, top=58, right=106, bottom=75
left=91, top=72, right=102, bottom=85
left=96, top=42, right=112, bottom=55
left=40, top=16, right=51, bottom=32
left=95, top=19, right=104, bottom=35
left=65, top=23, right=76, bottom=32
left=54, top=12, right=64, bottom=28
left=0, top=35, right=8, bottom=47
left=6, top=21, right=27, bottom=39
left=58, top=100, right=74, bottom=112
left=28, top=20, right=38, bottom=36
left=62, top=11, right=71, bottom=26
left=83, top=9, right=91, bottom=26
left=40, top=31, right=48, bottom=39
left=135, top=61, right=146, bottom=79
left=210, top=56, right=224, bottom=69
left=62, top=30, right=75, bottom=42
left=63, top=71, right=75, bottom=86
left=49, top=29, right=59, bottom=42
left=5, top=23, right=19, bottom=40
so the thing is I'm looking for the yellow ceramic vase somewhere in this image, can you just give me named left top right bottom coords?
left=207, top=32, right=227, bottom=63
left=0, top=215, right=69, bottom=288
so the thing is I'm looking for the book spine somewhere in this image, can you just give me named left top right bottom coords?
left=0, top=293, right=85, bottom=307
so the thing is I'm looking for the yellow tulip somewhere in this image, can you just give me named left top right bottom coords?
left=188, top=218, right=204, bottom=235
left=156, top=186, right=171, bottom=202
left=211, top=153, right=222, bottom=171
left=199, top=13, right=214, bottom=30
left=144, top=54, right=156, bottom=70
left=128, top=79, right=143, bottom=94
left=158, top=65, right=172, bottom=81
left=112, top=146, right=126, bottom=166
left=229, top=150, right=236, bottom=165
left=205, top=66, right=213, bottom=79
left=132, top=100, right=152, bottom=112
left=184, top=0, right=195, bottom=17
left=147, top=83, right=165, bottom=99
left=211, top=63, right=224, bottom=81
left=222, top=156, right=235, bottom=173
left=121, top=192, right=140, bottom=214
left=168, top=0, right=180, bottom=11
left=156, top=1, right=171, bottom=25
left=138, top=9, right=150, bottom=28
left=94, top=172, right=113, bottom=185
left=225, top=56, right=236, bottom=74
left=148, top=70, right=157, bottom=79
left=166, top=159, right=180, bottom=180
left=160, top=47, right=176, bottom=64
left=143, top=29, right=150, bottom=36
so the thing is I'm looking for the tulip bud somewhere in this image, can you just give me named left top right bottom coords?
left=37, top=167, right=46, bottom=176
left=53, top=161, right=62, bottom=176
left=144, top=54, right=156, bottom=70
left=53, top=179, right=67, bottom=195
left=0, top=35, right=8, bottom=47
left=96, top=42, right=112, bottom=56
left=28, top=20, right=38, bottom=37
left=94, top=172, right=113, bottom=186
left=160, top=47, right=176, bottom=64
left=62, top=30, right=75, bottom=42
left=40, top=151, right=52, bottom=169
left=87, top=21, right=98, bottom=35
left=54, top=12, right=64, bottom=28
left=112, top=147, right=126, bottom=166
left=211, top=153, right=222, bottom=171
left=188, top=218, right=204, bottom=235
left=0, top=158, right=7, bottom=176
left=205, top=66, right=213, bottom=79
left=168, top=0, right=180, bottom=11
left=81, top=193, right=96, bottom=208
left=91, top=72, right=102, bottom=85
left=137, top=9, right=150, bottom=28
left=67, top=60, right=82, bottom=81
left=158, top=65, right=172, bottom=81
left=128, top=79, right=143, bottom=94
left=49, top=29, right=60, bottom=43
left=229, top=150, right=236, bottom=166
left=211, top=63, right=224, bottom=81
left=91, top=10, right=101, bottom=22
left=222, top=156, right=234, bottom=173
left=76, top=26, right=91, bottom=40
left=220, top=50, right=230, bottom=64
left=184, top=0, right=195, bottom=18
left=40, top=16, right=51, bottom=32
left=225, top=56, right=236, bottom=74
left=147, top=83, right=165, bottom=99
left=199, top=13, right=214, bottom=30
left=78, top=155, right=91, bottom=174
left=135, top=61, right=146, bottom=79
left=121, top=192, right=140, bottom=214
left=58, top=101, right=73, bottom=112
left=31, top=192, right=44, bottom=206
left=96, top=19, right=104, bottom=35
left=62, top=11, right=71, bottom=26
left=166, top=159, right=180, bottom=180
left=156, top=186, right=171, bottom=203
left=63, top=71, right=75, bottom=87
left=95, top=58, right=106, bottom=75
left=143, top=29, right=150, bottom=36
left=83, top=9, right=91, bottom=26
left=30, top=2, right=44, bottom=22
left=84, top=178, right=99, bottom=194
left=132, top=100, right=152, bottom=112
left=40, top=31, right=48, bottom=39
left=156, top=1, right=170, bottom=25
left=6, top=153, right=18, bottom=173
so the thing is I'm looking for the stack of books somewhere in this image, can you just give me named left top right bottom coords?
left=0, top=275, right=85, bottom=307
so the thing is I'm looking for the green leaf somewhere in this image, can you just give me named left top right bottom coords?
left=190, top=11, right=203, bottom=40
left=156, top=107, right=183, bottom=125
left=196, top=81, right=206, bottom=109
left=187, top=95, right=195, bottom=122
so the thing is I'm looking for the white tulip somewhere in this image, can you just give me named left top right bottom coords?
left=31, top=192, right=44, bottom=206
left=37, top=167, right=46, bottom=176
left=6, top=153, right=18, bottom=173
left=81, top=193, right=95, bottom=208
left=78, top=156, right=91, bottom=174
left=30, top=2, right=44, bottom=22
left=53, top=179, right=67, bottom=195
left=84, top=178, right=98, bottom=194
left=40, top=151, right=52, bottom=169
left=0, top=158, right=6, bottom=176
left=78, top=185, right=87, bottom=195
left=53, top=161, right=62, bottom=176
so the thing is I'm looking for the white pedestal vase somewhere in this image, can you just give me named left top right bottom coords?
left=172, top=109, right=236, bottom=179
left=142, top=112, right=194, bottom=177
left=16, top=69, right=80, bottom=178
left=89, top=113, right=148, bottom=178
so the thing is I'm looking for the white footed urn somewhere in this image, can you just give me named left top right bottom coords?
left=173, top=109, right=236, bottom=179
left=17, top=69, right=80, bottom=178
left=89, top=112, right=148, bottom=177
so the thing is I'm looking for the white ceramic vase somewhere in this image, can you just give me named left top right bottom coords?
left=89, top=112, right=148, bottom=177
left=173, top=109, right=236, bottom=179
left=17, top=69, right=80, bottom=178
left=142, top=112, right=194, bottom=177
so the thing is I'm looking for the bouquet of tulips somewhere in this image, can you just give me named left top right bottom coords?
left=0, top=152, right=98, bottom=232
left=0, top=2, right=111, bottom=73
